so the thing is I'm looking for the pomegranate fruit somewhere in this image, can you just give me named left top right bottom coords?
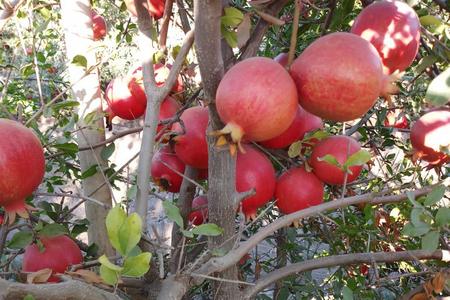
left=410, top=109, right=450, bottom=165
left=0, top=119, right=45, bottom=220
left=197, top=168, right=208, bottom=181
left=274, top=52, right=288, bottom=67
left=105, top=77, right=146, bottom=121
left=22, top=235, right=83, bottom=282
left=188, top=196, right=208, bottom=225
left=275, top=167, right=324, bottom=214
left=237, top=145, right=276, bottom=220
left=310, top=135, right=363, bottom=185
left=124, top=0, right=165, bottom=20
left=155, top=96, right=181, bottom=135
left=260, top=105, right=323, bottom=149
left=215, top=57, right=298, bottom=144
left=129, top=63, right=183, bottom=104
left=351, top=0, right=420, bottom=74
left=172, top=106, right=209, bottom=169
left=91, top=10, right=107, bottom=41
left=384, top=109, right=408, bottom=129
left=151, top=146, right=186, bottom=193
left=290, top=32, right=395, bottom=122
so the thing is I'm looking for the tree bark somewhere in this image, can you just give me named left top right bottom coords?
left=194, top=0, right=240, bottom=298
left=60, top=0, right=114, bottom=256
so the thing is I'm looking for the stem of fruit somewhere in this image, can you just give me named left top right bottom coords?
left=287, top=0, right=302, bottom=68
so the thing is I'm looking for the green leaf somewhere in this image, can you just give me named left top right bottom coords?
left=436, top=207, right=450, bottom=226
left=342, top=286, right=354, bottom=300
left=7, top=231, right=33, bottom=249
left=424, top=185, right=446, bottom=206
left=162, top=201, right=183, bottom=229
left=106, top=206, right=127, bottom=254
left=222, top=27, right=238, bottom=48
left=182, top=230, right=194, bottom=238
left=407, top=191, right=423, bottom=208
left=411, top=208, right=427, bottom=227
left=421, top=230, right=440, bottom=251
left=118, top=213, right=142, bottom=256
left=317, top=154, right=342, bottom=169
left=221, top=7, right=243, bottom=27
left=100, top=264, right=120, bottom=285
left=99, top=255, right=123, bottom=271
left=402, top=222, right=430, bottom=237
left=303, top=130, right=329, bottom=141
left=53, top=142, right=79, bottom=154
left=51, top=101, right=79, bottom=111
left=81, top=164, right=98, bottom=179
left=420, top=15, right=445, bottom=34
left=343, top=150, right=371, bottom=168
left=71, top=55, right=87, bottom=68
left=415, top=55, right=438, bottom=74
left=288, top=141, right=302, bottom=158
left=101, top=143, right=115, bottom=160
left=425, top=67, right=450, bottom=106
left=122, top=252, right=152, bottom=277
left=38, top=223, right=68, bottom=237
left=23, top=295, right=35, bottom=300
left=191, top=223, right=224, bottom=236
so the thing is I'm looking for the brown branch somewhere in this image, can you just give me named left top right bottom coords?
left=78, top=127, right=143, bottom=151
left=321, top=0, right=337, bottom=35
left=34, top=192, right=111, bottom=208
left=191, top=186, right=434, bottom=283
left=287, top=0, right=301, bottom=67
left=176, top=0, right=191, bottom=33
left=0, top=278, right=121, bottom=300
left=159, top=0, right=175, bottom=48
left=242, top=250, right=450, bottom=298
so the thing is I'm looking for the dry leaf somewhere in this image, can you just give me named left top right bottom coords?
left=66, top=269, right=104, bottom=284
left=248, top=0, right=273, bottom=9
left=27, top=268, right=52, bottom=284
left=237, top=14, right=251, bottom=49
left=431, top=272, right=447, bottom=293
left=410, top=292, right=428, bottom=300
left=255, top=10, right=285, bottom=26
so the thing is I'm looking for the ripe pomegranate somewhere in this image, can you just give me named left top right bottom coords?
left=188, top=196, right=208, bottom=225
left=91, top=10, right=107, bottom=41
left=124, top=0, right=165, bottom=20
left=351, top=0, right=420, bottom=74
left=197, top=168, right=208, bottom=181
left=310, top=135, right=363, bottom=185
left=0, top=119, right=45, bottom=220
left=410, top=109, right=450, bottom=165
left=151, top=146, right=186, bottom=193
left=105, top=77, right=146, bottom=121
left=384, top=109, right=408, bottom=129
left=290, top=32, right=396, bottom=122
left=260, top=105, right=323, bottom=149
left=172, top=106, right=209, bottom=169
left=128, top=63, right=183, bottom=104
left=275, top=167, right=324, bottom=214
left=215, top=57, right=298, bottom=144
left=23, top=235, right=83, bottom=282
left=237, top=145, right=276, bottom=220
left=274, top=52, right=288, bottom=67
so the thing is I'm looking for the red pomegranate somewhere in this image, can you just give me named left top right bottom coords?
left=172, top=106, right=209, bottom=169
left=128, top=64, right=183, bottom=105
left=275, top=167, right=324, bottom=214
left=0, top=119, right=45, bottom=220
left=260, top=105, right=323, bottom=149
left=105, top=77, right=146, bottom=121
left=23, top=235, right=83, bottom=282
left=310, top=135, right=364, bottom=185
left=290, top=32, right=395, bottom=122
left=151, top=146, right=186, bottom=193
left=410, top=109, right=450, bottom=165
left=155, top=96, right=181, bottom=135
left=237, top=145, right=276, bottom=220
left=91, top=10, right=107, bottom=41
left=384, top=109, right=408, bottom=129
left=351, top=0, right=420, bottom=74
left=197, top=168, right=208, bottom=181
left=188, top=196, right=208, bottom=225
left=215, top=57, right=298, bottom=144
left=124, top=0, right=165, bottom=20
left=274, top=52, right=288, bottom=67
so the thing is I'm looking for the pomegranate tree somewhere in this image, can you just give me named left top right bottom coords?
left=151, top=146, right=186, bottom=193
left=275, top=167, right=324, bottom=214
left=410, top=109, right=450, bottom=165
left=310, top=135, right=364, bottom=185
left=290, top=32, right=396, bottom=122
left=23, top=235, right=83, bottom=282
left=215, top=57, right=298, bottom=144
left=91, top=10, right=107, bottom=41
left=260, top=105, right=323, bottom=149
left=172, top=106, right=209, bottom=169
left=351, top=0, right=420, bottom=74
left=237, top=145, right=276, bottom=220
left=105, top=77, right=146, bottom=121
left=0, top=119, right=45, bottom=220
left=188, top=196, right=208, bottom=225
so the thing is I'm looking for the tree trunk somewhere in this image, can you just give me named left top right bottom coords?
left=60, top=0, right=114, bottom=256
